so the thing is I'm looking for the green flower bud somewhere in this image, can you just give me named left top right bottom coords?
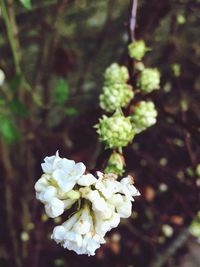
left=171, top=63, right=181, bottom=77
left=176, top=14, right=186, bottom=25
left=105, top=152, right=125, bottom=176
left=128, top=40, right=150, bottom=61
left=196, top=164, right=200, bottom=177
left=100, top=83, right=134, bottom=112
left=134, top=62, right=145, bottom=72
left=190, top=211, right=200, bottom=237
left=137, top=68, right=160, bottom=93
left=131, top=101, right=157, bottom=133
left=104, top=63, right=129, bottom=84
left=95, top=111, right=135, bottom=149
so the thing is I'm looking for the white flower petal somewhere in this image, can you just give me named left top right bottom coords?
left=73, top=162, right=86, bottom=178
left=73, top=209, right=92, bottom=235
left=62, top=212, right=81, bottom=231
left=36, top=185, right=57, bottom=203
left=63, top=198, right=77, bottom=210
left=77, top=173, right=97, bottom=186
left=116, top=197, right=132, bottom=218
left=34, top=174, right=49, bottom=192
left=51, top=225, right=66, bottom=243
left=87, top=190, right=108, bottom=212
left=41, top=154, right=59, bottom=173
left=45, top=198, right=64, bottom=218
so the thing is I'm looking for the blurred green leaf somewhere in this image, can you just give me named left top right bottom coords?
left=0, top=97, right=5, bottom=107
left=9, top=74, right=22, bottom=92
left=0, top=115, right=19, bottom=144
left=9, top=100, right=28, bottom=117
left=65, top=107, right=79, bottom=116
left=18, top=0, right=32, bottom=10
left=55, top=79, right=69, bottom=105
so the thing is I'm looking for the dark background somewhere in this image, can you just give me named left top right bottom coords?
left=0, top=0, right=200, bottom=266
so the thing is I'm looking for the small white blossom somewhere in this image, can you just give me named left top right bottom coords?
left=95, top=177, right=121, bottom=199
left=53, top=162, right=86, bottom=192
left=41, top=151, right=86, bottom=192
left=34, top=174, right=50, bottom=192
left=72, top=208, right=92, bottom=235
left=115, top=196, right=132, bottom=218
left=36, top=185, right=57, bottom=203
left=87, top=190, right=108, bottom=212
left=120, top=175, right=140, bottom=200
left=51, top=209, right=106, bottom=256
left=77, top=173, right=97, bottom=186
left=45, top=197, right=65, bottom=218
left=52, top=225, right=66, bottom=243
left=95, top=211, right=120, bottom=235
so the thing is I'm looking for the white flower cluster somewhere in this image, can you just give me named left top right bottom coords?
left=35, top=152, right=140, bottom=256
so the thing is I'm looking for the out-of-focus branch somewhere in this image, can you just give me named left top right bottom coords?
left=33, top=0, right=69, bottom=105
left=0, top=0, right=21, bottom=74
left=0, top=140, right=22, bottom=267
left=149, top=228, right=190, bottom=267
left=129, top=0, right=138, bottom=42
left=76, top=0, right=115, bottom=94
left=128, top=0, right=138, bottom=84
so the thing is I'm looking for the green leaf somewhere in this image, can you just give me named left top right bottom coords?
left=0, top=97, right=5, bottom=107
left=54, top=79, right=69, bottom=105
left=0, top=115, right=19, bottom=144
left=18, top=0, right=32, bottom=10
left=9, top=74, right=22, bottom=92
left=65, top=107, right=79, bottom=116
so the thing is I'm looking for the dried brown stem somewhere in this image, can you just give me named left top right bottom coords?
left=129, top=0, right=138, bottom=42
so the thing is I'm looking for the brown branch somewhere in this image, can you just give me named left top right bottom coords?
left=1, top=140, right=22, bottom=267
left=129, top=0, right=138, bottom=42
left=149, top=228, right=190, bottom=267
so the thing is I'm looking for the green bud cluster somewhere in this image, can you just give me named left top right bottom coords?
left=131, top=101, right=157, bottom=134
left=100, top=83, right=134, bottom=113
left=128, top=40, right=149, bottom=61
left=95, top=111, right=135, bottom=149
left=99, top=63, right=134, bottom=113
left=105, top=152, right=125, bottom=176
left=137, top=68, right=160, bottom=93
left=104, top=63, right=129, bottom=84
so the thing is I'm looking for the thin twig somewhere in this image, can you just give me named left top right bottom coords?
left=0, top=0, right=21, bottom=74
left=128, top=0, right=138, bottom=84
left=1, top=140, right=22, bottom=267
left=149, top=228, right=190, bottom=267
left=129, top=0, right=138, bottom=42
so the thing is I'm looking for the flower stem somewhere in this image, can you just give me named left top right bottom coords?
left=0, top=0, right=21, bottom=74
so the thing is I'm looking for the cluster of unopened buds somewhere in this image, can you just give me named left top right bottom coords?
left=96, top=40, right=160, bottom=151
left=99, top=63, right=134, bottom=113
left=95, top=110, right=135, bottom=150
left=128, top=40, right=160, bottom=93
left=35, top=152, right=140, bottom=256
left=131, top=101, right=157, bottom=134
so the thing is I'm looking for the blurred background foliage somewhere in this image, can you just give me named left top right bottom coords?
left=0, top=0, right=200, bottom=266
